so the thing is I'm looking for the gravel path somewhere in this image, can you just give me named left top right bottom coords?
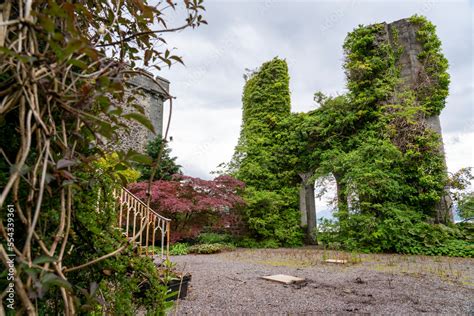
left=169, top=248, right=474, bottom=315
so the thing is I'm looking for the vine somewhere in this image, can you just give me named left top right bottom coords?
left=231, top=16, right=471, bottom=257
left=232, top=58, right=303, bottom=247
left=409, top=15, right=450, bottom=116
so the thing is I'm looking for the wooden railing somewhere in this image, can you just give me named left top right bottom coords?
left=114, top=187, right=171, bottom=259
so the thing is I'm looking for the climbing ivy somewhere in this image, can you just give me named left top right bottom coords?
left=232, top=58, right=303, bottom=247
left=232, top=17, right=470, bottom=256
left=321, top=15, right=453, bottom=252
left=343, top=23, right=400, bottom=108
left=409, top=15, right=450, bottom=116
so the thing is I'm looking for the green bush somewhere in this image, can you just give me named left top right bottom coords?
left=424, top=239, right=474, bottom=257
left=318, top=208, right=474, bottom=258
left=457, top=192, right=474, bottom=222
left=169, top=243, right=189, bottom=256
left=243, top=187, right=304, bottom=247
left=235, top=237, right=280, bottom=248
left=197, top=232, right=235, bottom=245
left=96, top=152, right=141, bottom=183
left=188, top=243, right=235, bottom=254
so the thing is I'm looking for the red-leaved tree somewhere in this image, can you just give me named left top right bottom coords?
left=128, top=175, right=246, bottom=241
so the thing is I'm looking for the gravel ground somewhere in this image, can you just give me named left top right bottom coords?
left=169, top=248, right=474, bottom=315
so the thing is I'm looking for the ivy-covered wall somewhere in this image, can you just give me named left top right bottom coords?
left=231, top=16, right=468, bottom=255
left=232, top=58, right=304, bottom=246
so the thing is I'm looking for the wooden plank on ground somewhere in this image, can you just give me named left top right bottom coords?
left=325, top=259, right=347, bottom=264
left=261, top=274, right=305, bottom=284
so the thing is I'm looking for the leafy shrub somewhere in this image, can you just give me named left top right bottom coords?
left=457, top=192, right=474, bottom=222
left=96, top=152, right=141, bottom=183
left=188, top=243, right=235, bottom=254
left=128, top=175, right=245, bottom=242
left=424, top=239, right=474, bottom=258
left=243, top=187, right=304, bottom=247
left=197, top=233, right=235, bottom=245
left=318, top=208, right=474, bottom=258
left=235, top=237, right=260, bottom=248
left=58, top=169, right=170, bottom=313
left=169, top=243, right=189, bottom=256
left=235, top=237, right=280, bottom=248
left=457, top=222, right=474, bottom=242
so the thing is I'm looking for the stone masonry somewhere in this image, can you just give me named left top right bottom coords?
left=386, top=18, right=452, bottom=222
left=109, top=73, right=168, bottom=153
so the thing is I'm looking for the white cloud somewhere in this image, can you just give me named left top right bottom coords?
left=155, top=0, right=473, bottom=180
left=444, top=132, right=474, bottom=173
left=165, top=106, right=242, bottom=179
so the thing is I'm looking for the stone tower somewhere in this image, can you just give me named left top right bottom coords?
left=384, top=18, right=452, bottom=222
left=110, top=73, right=169, bottom=153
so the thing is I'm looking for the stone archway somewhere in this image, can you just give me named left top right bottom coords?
left=299, top=172, right=348, bottom=243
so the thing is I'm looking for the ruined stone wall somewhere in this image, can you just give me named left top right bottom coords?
left=108, top=74, right=169, bottom=153
left=298, top=18, right=452, bottom=229
left=385, top=18, right=452, bottom=221
left=386, top=19, right=445, bottom=139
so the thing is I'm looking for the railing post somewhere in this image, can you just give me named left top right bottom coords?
left=125, top=204, right=130, bottom=236
left=118, top=188, right=123, bottom=227
left=161, top=221, right=165, bottom=259
left=151, top=218, right=156, bottom=256
left=138, top=210, right=143, bottom=255
left=132, top=207, right=137, bottom=239
left=166, top=221, right=170, bottom=259
left=145, top=209, right=150, bottom=256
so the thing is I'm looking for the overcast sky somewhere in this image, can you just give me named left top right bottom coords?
left=156, top=0, right=473, bottom=208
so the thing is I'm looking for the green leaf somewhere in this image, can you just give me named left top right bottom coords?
left=170, top=55, right=184, bottom=65
left=33, top=256, right=56, bottom=265
left=42, top=273, right=73, bottom=291
left=67, top=58, right=88, bottom=69
left=123, top=113, right=155, bottom=132
left=144, top=50, right=153, bottom=66
left=134, top=155, right=153, bottom=165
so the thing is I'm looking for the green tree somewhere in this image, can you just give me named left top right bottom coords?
left=458, top=192, right=474, bottom=222
left=139, top=137, right=182, bottom=181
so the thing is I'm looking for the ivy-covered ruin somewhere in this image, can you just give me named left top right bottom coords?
left=231, top=16, right=471, bottom=256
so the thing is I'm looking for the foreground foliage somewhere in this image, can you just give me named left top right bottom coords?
left=0, top=0, right=205, bottom=314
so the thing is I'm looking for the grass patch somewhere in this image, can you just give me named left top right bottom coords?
left=188, top=243, right=235, bottom=254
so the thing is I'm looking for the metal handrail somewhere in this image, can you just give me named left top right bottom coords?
left=120, top=187, right=171, bottom=222
left=114, top=186, right=171, bottom=259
